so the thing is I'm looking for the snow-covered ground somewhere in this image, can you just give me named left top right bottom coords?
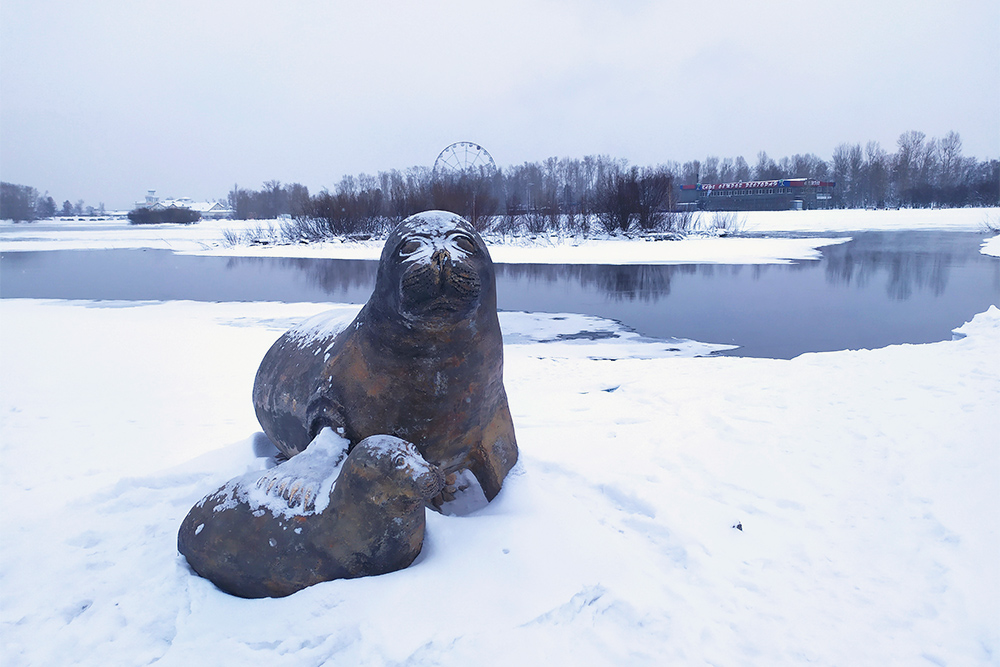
left=982, top=234, right=1000, bottom=258
left=2, top=207, right=997, bottom=264
left=1, top=210, right=998, bottom=665
left=1, top=298, right=997, bottom=666
left=0, top=215, right=849, bottom=265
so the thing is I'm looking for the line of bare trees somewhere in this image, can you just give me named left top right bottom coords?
left=225, top=130, right=997, bottom=238
left=227, top=157, right=681, bottom=238
left=679, top=130, right=997, bottom=210
left=5, top=129, right=995, bottom=228
left=0, top=182, right=100, bottom=222
left=829, top=131, right=996, bottom=208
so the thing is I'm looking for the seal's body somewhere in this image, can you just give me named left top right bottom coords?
left=252, top=211, right=518, bottom=502
left=178, top=434, right=444, bottom=599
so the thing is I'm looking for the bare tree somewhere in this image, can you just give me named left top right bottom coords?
left=681, top=160, right=700, bottom=185
left=596, top=165, right=640, bottom=233
left=701, top=156, right=720, bottom=184
left=863, top=141, right=890, bottom=208
left=754, top=151, right=782, bottom=180
left=37, top=194, right=56, bottom=218
left=733, top=156, right=751, bottom=182
left=832, top=144, right=864, bottom=207
left=787, top=153, right=828, bottom=180
left=938, top=131, right=963, bottom=190
left=286, top=183, right=311, bottom=218
left=893, top=130, right=926, bottom=205
left=1, top=182, right=39, bottom=221
left=634, top=167, right=674, bottom=231
left=718, top=158, right=736, bottom=183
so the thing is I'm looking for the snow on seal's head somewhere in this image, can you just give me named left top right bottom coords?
left=371, top=211, right=496, bottom=327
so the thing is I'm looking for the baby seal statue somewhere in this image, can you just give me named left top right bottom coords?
left=252, top=210, right=518, bottom=504
left=178, top=432, right=444, bottom=598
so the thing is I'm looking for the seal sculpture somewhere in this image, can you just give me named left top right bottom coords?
left=252, top=210, right=518, bottom=504
left=178, top=432, right=444, bottom=598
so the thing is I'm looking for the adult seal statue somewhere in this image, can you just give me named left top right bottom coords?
left=252, top=210, right=518, bottom=504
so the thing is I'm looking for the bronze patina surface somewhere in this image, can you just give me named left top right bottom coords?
left=252, top=211, right=519, bottom=502
left=178, top=434, right=443, bottom=599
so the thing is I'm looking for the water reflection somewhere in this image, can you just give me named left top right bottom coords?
left=821, top=233, right=956, bottom=300
left=497, top=264, right=677, bottom=301
left=496, top=264, right=806, bottom=302
left=225, top=256, right=378, bottom=295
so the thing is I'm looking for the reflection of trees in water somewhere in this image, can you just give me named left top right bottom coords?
left=588, top=265, right=673, bottom=301
left=821, top=233, right=965, bottom=300
left=496, top=264, right=678, bottom=302
left=690, top=263, right=795, bottom=281
left=578, top=264, right=784, bottom=302
left=496, top=264, right=718, bottom=302
left=494, top=263, right=790, bottom=302
left=226, top=257, right=378, bottom=295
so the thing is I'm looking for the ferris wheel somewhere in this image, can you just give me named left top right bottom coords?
left=433, top=142, right=497, bottom=175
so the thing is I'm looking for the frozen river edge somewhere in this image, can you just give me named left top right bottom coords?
left=3, top=206, right=999, bottom=263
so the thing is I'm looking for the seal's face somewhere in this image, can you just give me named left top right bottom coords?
left=377, top=212, right=493, bottom=325
left=351, top=435, right=445, bottom=501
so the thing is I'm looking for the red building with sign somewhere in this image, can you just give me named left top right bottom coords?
left=678, top=179, right=836, bottom=211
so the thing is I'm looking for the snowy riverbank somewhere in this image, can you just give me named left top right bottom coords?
left=0, top=298, right=997, bottom=665
left=2, top=207, right=998, bottom=264
left=1, top=209, right=998, bottom=665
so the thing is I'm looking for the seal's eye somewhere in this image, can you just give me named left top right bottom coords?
left=398, top=239, right=421, bottom=257
left=393, top=454, right=407, bottom=468
left=453, top=235, right=476, bottom=254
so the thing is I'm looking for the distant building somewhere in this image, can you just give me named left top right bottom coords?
left=134, top=190, right=233, bottom=219
left=678, top=178, right=835, bottom=211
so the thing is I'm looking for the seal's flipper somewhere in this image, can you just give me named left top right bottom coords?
left=254, top=427, right=350, bottom=512
left=468, top=399, right=519, bottom=502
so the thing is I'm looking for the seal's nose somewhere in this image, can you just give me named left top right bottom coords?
left=431, top=248, right=450, bottom=283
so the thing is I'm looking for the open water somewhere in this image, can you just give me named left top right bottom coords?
left=2, top=231, right=997, bottom=358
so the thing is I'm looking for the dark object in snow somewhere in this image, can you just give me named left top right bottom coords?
left=127, top=207, right=200, bottom=225
left=733, top=521, right=743, bottom=531
left=554, top=330, right=618, bottom=341
left=252, top=211, right=519, bottom=507
left=178, top=435, right=444, bottom=599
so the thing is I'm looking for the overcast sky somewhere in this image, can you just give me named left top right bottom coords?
left=2, top=0, right=997, bottom=209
